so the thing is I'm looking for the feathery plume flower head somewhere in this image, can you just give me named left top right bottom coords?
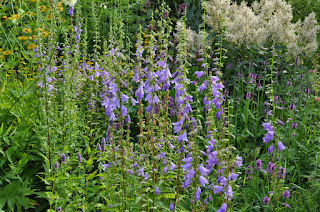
left=64, top=0, right=77, bottom=7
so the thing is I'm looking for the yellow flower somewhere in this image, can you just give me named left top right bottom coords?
left=2, top=16, right=7, bottom=19
left=22, top=28, right=32, bottom=33
left=41, top=31, right=49, bottom=38
left=18, top=36, right=28, bottom=40
left=47, top=14, right=53, bottom=19
left=28, top=43, right=36, bottom=50
left=29, top=35, right=37, bottom=40
left=0, top=55, right=4, bottom=60
left=38, top=5, right=47, bottom=12
left=35, top=27, right=43, bottom=33
left=9, top=14, right=19, bottom=20
left=2, top=51, right=11, bottom=55
left=58, top=6, right=64, bottom=12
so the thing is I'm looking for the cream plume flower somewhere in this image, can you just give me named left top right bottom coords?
left=64, top=0, right=77, bottom=7
left=203, top=0, right=320, bottom=58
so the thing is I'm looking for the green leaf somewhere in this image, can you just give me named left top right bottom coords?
left=286, top=166, right=295, bottom=173
left=163, top=193, right=175, bottom=199
left=135, top=195, right=144, bottom=204
left=86, top=169, right=98, bottom=181
left=87, top=157, right=94, bottom=171
left=245, top=128, right=254, bottom=137
left=0, top=198, right=6, bottom=210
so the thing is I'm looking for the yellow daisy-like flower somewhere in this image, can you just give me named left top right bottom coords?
left=41, top=31, right=49, bottom=38
left=58, top=6, right=64, bottom=12
left=2, top=51, right=11, bottom=55
left=2, top=16, right=7, bottom=20
left=0, top=55, right=5, bottom=60
left=29, top=35, right=37, bottom=40
left=9, top=14, right=19, bottom=20
left=22, top=28, right=32, bottom=33
left=47, top=14, right=53, bottom=19
left=18, top=36, right=28, bottom=40
left=28, top=43, right=36, bottom=50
